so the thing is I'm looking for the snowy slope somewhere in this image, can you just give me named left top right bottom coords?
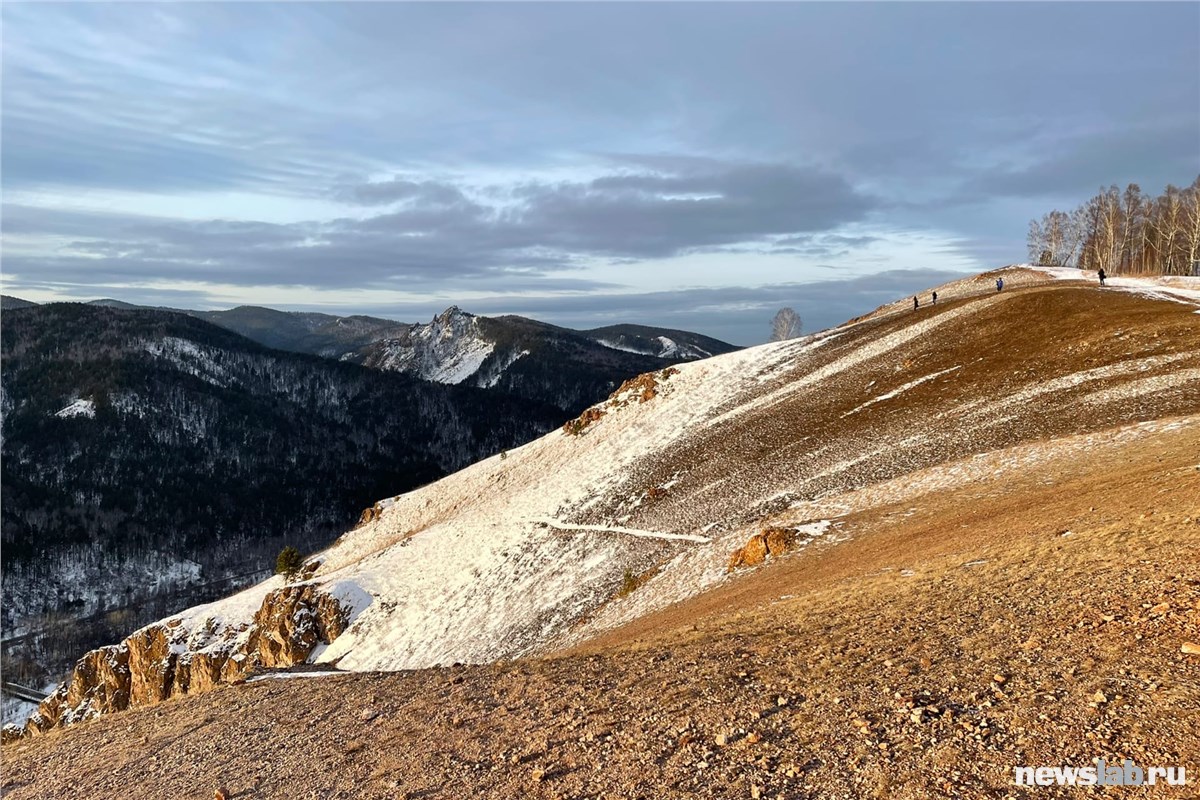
left=1031, top=265, right=1200, bottom=307
left=359, top=307, right=494, bottom=385
left=594, top=335, right=710, bottom=359
left=115, top=268, right=1200, bottom=681
left=53, top=399, right=96, bottom=419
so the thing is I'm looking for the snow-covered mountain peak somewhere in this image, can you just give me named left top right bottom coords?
left=355, top=308, right=734, bottom=395
left=362, top=310, right=492, bottom=384
left=433, top=305, right=470, bottom=323
left=426, top=306, right=477, bottom=341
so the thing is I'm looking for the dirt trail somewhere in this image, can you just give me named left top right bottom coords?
left=5, top=416, right=1197, bottom=799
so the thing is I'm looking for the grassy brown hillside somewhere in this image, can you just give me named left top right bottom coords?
left=589, top=277, right=1199, bottom=540
left=3, top=414, right=1196, bottom=799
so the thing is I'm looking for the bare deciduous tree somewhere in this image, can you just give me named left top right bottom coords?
left=1028, top=175, right=1199, bottom=276
left=1183, top=176, right=1200, bottom=273
left=1027, top=217, right=1047, bottom=264
left=770, top=308, right=802, bottom=341
left=1027, top=209, right=1084, bottom=267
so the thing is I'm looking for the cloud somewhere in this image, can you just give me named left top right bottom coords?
left=771, top=233, right=883, bottom=258
left=961, top=117, right=1200, bottom=201
left=511, top=162, right=875, bottom=258
left=332, top=178, right=471, bottom=207
left=2, top=2, right=1195, bottom=333
left=0, top=5, right=373, bottom=196
left=3, top=158, right=877, bottom=294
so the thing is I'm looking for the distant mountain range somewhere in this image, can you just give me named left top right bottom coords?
left=2, top=296, right=738, bottom=415
left=0, top=297, right=734, bottom=688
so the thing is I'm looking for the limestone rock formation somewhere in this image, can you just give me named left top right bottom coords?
left=727, top=526, right=800, bottom=572
left=253, top=584, right=350, bottom=668
left=14, top=582, right=352, bottom=739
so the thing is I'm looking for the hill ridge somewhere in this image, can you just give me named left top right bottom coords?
left=10, top=266, right=1199, bottom=742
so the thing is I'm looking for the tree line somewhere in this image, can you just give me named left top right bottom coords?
left=1026, top=176, right=1200, bottom=275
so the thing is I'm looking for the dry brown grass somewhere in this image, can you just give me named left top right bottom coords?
left=6, top=416, right=1197, bottom=799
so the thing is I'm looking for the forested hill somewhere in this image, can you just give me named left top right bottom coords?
left=3, top=296, right=740, bottom=417
left=0, top=303, right=562, bottom=682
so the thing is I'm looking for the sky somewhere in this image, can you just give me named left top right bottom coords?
left=2, top=3, right=1197, bottom=345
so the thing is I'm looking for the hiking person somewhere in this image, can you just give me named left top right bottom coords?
left=932, top=291, right=938, bottom=305
left=913, top=295, right=919, bottom=310
left=996, top=277, right=1004, bottom=292
left=1098, top=268, right=1106, bottom=286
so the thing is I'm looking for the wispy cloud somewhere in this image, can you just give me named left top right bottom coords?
left=2, top=2, right=1196, bottom=338
left=3, top=159, right=878, bottom=293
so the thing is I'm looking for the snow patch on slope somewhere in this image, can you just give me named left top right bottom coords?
left=477, top=349, right=530, bottom=388
left=248, top=671, right=344, bottom=682
left=429, top=338, right=494, bottom=384
left=143, top=337, right=230, bottom=387
left=54, top=398, right=95, bottom=419
left=595, top=335, right=711, bottom=360
left=595, top=339, right=645, bottom=355
left=1077, top=368, right=1200, bottom=406
left=314, top=521, right=634, bottom=670
left=842, top=366, right=961, bottom=418
left=1032, top=267, right=1200, bottom=308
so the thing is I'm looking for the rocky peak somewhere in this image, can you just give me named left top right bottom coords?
left=433, top=305, right=471, bottom=324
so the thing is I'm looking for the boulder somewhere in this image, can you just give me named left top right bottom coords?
left=741, top=534, right=769, bottom=567
left=727, top=548, right=746, bottom=572
left=728, top=526, right=799, bottom=572
left=764, top=527, right=798, bottom=556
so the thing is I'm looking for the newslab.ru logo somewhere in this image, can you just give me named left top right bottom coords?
left=1014, top=759, right=1187, bottom=787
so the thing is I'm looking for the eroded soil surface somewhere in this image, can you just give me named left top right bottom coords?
left=5, top=417, right=1198, bottom=799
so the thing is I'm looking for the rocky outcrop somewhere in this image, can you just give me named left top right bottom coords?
left=12, top=583, right=353, bottom=741
left=763, top=527, right=798, bottom=556
left=563, top=407, right=606, bottom=436
left=563, top=367, right=681, bottom=435
left=253, top=584, right=350, bottom=668
left=610, top=367, right=680, bottom=406
left=727, top=526, right=800, bottom=572
left=357, top=505, right=380, bottom=526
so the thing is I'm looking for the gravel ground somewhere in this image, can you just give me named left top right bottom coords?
left=5, top=416, right=1197, bottom=800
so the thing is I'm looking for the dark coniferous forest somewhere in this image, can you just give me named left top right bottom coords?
left=0, top=303, right=564, bottom=683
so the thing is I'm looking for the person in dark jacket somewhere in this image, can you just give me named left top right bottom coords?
left=913, top=295, right=919, bottom=310
left=996, top=277, right=1004, bottom=292
left=932, top=291, right=938, bottom=305
left=1099, top=268, right=1107, bottom=286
